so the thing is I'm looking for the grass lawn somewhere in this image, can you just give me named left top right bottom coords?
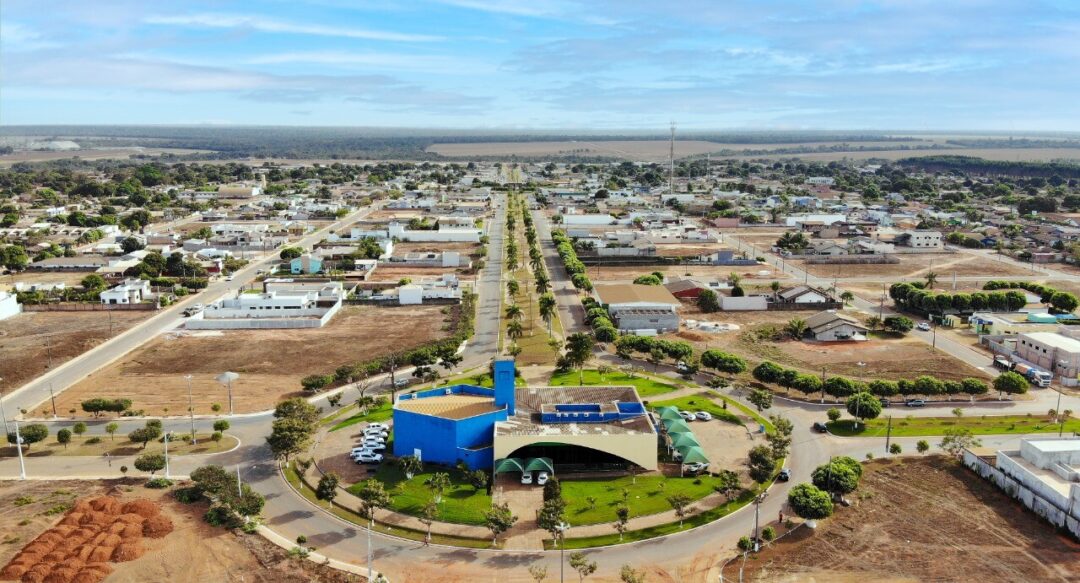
left=0, top=433, right=237, bottom=458
left=504, top=201, right=564, bottom=367
left=548, top=369, right=685, bottom=398
left=562, top=473, right=725, bottom=526
left=828, top=415, right=1080, bottom=437
left=551, top=482, right=768, bottom=549
left=284, top=462, right=491, bottom=548
left=347, top=464, right=492, bottom=526
left=646, top=394, right=743, bottom=425
left=329, top=401, right=394, bottom=432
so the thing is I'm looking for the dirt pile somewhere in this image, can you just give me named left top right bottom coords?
left=0, top=495, right=171, bottom=583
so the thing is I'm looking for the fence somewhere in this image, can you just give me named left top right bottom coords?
left=804, top=255, right=900, bottom=265
left=767, top=301, right=843, bottom=311
left=21, top=302, right=158, bottom=312
left=963, top=449, right=1080, bottom=539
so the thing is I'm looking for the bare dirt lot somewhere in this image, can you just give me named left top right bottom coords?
left=0, top=148, right=212, bottom=167
left=668, top=304, right=986, bottom=382
left=591, top=264, right=789, bottom=284
left=799, top=253, right=1033, bottom=279
left=52, top=305, right=452, bottom=416
left=739, top=456, right=1080, bottom=583
left=0, top=311, right=152, bottom=391
left=0, top=479, right=357, bottom=583
left=5, top=272, right=91, bottom=288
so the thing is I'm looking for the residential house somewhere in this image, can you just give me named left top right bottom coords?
left=776, top=285, right=833, bottom=305
left=664, top=278, right=709, bottom=300
left=805, top=310, right=869, bottom=342
left=99, top=279, right=151, bottom=305
left=290, top=254, right=324, bottom=275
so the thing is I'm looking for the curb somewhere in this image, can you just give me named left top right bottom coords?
left=255, top=524, right=382, bottom=582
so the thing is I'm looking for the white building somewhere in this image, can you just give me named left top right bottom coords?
left=1017, top=330, right=1080, bottom=386
left=899, top=230, right=943, bottom=249
left=806, top=177, right=836, bottom=186
left=100, top=279, right=151, bottom=305
left=561, top=214, right=617, bottom=226
left=965, top=438, right=1080, bottom=539
left=190, top=281, right=343, bottom=329
left=0, top=291, right=21, bottom=321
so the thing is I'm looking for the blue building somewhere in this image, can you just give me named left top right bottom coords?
left=393, top=358, right=658, bottom=472
left=290, top=254, right=323, bottom=274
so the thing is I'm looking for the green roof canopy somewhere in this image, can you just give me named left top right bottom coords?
left=670, top=433, right=700, bottom=448
left=663, top=418, right=692, bottom=434
left=657, top=407, right=683, bottom=421
left=676, top=445, right=709, bottom=464
left=493, top=458, right=525, bottom=475
left=524, top=457, right=554, bottom=474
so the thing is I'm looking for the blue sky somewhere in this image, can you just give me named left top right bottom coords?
left=2, top=0, right=1080, bottom=130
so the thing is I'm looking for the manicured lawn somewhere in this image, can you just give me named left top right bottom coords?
left=646, top=394, right=743, bottom=425
left=329, top=401, right=393, bottom=432
left=551, top=484, right=764, bottom=549
left=828, top=415, right=1080, bottom=437
left=562, top=473, right=725, bottom=526
left=347, top=464, right=491, bottom=526
left=284, top=462, right=491, bottom=548
left=548, top=369, right=685, bottom=397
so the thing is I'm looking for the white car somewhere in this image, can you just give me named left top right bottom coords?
left=521, top=472, right=533, bottom=485
left=354, top=452, right=383, bottom=464
left=367, top=423, right=390, bottom=431
left=359, top=441, right=386, bottom=451
left=685, top=462, right=709, bottom=474
left=225, top=275, right=235, bottom=281
left=695, top=411, right=712, bottom=421
left=536, top=471, right=550, bottom=486
left=917, top=322, right=931, bottom=331
left=363, top=429, right=389, bottom=439
left=679, top=411, right=696, bottom=422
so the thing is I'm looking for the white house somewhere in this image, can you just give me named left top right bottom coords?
left=100, top=279, right=151, bottom=305
left=0, top=291, right=21, bottom=321
left=191, top=281, right=344, bottom=329
left=561, top=214, right=617, bottom=226
left=805, top=310, right=868, bottom=342
left=898, top=230, right=943, bottom=249
left=776, top=285, right=833, bottom=305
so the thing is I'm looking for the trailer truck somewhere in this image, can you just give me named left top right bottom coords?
left=1011, top=363, right=1053, bottom=388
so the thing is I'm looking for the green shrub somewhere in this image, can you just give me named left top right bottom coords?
left=145, top=478, right=174, bottom=489
left=86, top=436, right=102, bottom=445
left=173, top=486, right=203, bottom=504
left=761, top=526, right=776, bottom=542
left=737, top=536, right=754, bottom=551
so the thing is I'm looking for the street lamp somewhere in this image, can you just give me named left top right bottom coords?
left=751, top=492, right=768, bottom=551
left=216, top=372, right=239, bottom=415
left=186, top=375, right=196, bottom=444
left=0, top=377, right=8, bottom=437
left=555, top=522, right=570, bottom=583
left=14, top=421, right=26, bottom=480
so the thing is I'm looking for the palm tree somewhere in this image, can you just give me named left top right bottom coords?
left=867, top=315, right=883, bottom=330
left=507, top=320, right=524, bottom=340
left=770, top=280, right=781, bottom=301
left=786, top=317, right=808, bottom=339
left=538, top=293, right=557, bottom=336
left=840, top=291, right=854, bottom=304
left=505, top=304, right=524, bottom=320
left=506, top=280, right=520, bottom=298
left=925, top=271, right=938, bottom=289
left=535, top=274, right=550, bottom=294
left=728, top=272, right=742, bottom=288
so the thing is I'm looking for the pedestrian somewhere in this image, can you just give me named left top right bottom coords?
left=778, top=510, right=784, bottom=524
left=106, top=452, right=111, bottom=467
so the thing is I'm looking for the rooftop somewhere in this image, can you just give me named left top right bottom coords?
left=395, top=394, right=502, bottom=420
left=496, top=386, right=654, bottom=437
left=594, top=283, right=679, bottom=306
left=1022, top=331, right=1080, bottom=352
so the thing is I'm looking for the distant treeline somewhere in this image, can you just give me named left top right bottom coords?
left=897, top=155, right=1080, bottom=179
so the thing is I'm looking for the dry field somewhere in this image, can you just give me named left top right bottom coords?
left=739, top=456, right=1080, bottom=583
left=0, top=311, right=152, bottom=390
left=667, top=304, right=986, bottom=382
left=50, top=305, right=451, bottom=416
left=4, top=271, right=90, bottom=288
left=0, top=480, right=357, bottom=583
left=367, top=265, right=470, bottom=283
left=590, top=264, right=788, bottom=284
left=799, top=253, right=1033, bottom=279
left=0, top=148, right=212, bottom=167
left=392, top=241, right=481, bottom=255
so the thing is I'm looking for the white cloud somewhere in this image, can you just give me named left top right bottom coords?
left=144, top=13, right=442, bottom=42
left=0, top=22, right=60, bottom=51
left=243, top=51, right=494, bottom=73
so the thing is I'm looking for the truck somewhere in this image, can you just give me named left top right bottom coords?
left=1011, top=363, right=1053, bottom=387
left=993, top=356, right=1012, bottom=371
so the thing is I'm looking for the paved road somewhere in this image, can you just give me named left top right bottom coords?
left=530, top=206, right=587, bottom=336
left=2, top=203, right=383, bottom=416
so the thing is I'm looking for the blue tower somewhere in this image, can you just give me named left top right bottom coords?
left=493, top=357, right=516, bottom=415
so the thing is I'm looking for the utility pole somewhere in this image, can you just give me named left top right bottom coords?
left=186, top=375, right=197, bottom=444
left=884, top=416, right=893, bottom=453
left=820, top=366, right=827, bottom=403
left=15, top=421, right=26, bottom=480
left=164, top=433, right=171, bottom=479
left=1054, top=387, right=1064, bottom=437
left=48, top=383, right=57, bottom=418
left=0, top=381, right=8, bottom=437
left=46, top=335, right=53, bottom=369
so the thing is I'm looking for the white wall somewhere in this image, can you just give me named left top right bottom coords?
left=0, top=293, right=21, bottom=321
left=721, top=296, right=767, bottom=311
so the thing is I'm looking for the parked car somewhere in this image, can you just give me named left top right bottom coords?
left=353, top=452, right=383, bottom=464
left=679, top=411, right=696, bottom=421
left=363, top=428, right=389, bottom=439
left=536, top=471, right=550, bottom=486
left=676, top=360, right=690, bottom=372
left=695, top=411, right=713, bottom=421
left=367, top=423, right=390, bottom=431
left=879, top=398, right=890, bottom=408
left=521, top=472, right=533, bottom=485
left=905, top=399, right=926, bottom=407
left=393, top=379, right=409, bottom=388
left=917, top=322, right=931, bottom=331
left=225, top=275, right=235, bottom=281
left=777, top=468, right=791, bottom=481
left=684, top=462, right=709, bottom=474
left=360, top=441, right=386, bottom=451
left=812, top=422, right=828, bottom=433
